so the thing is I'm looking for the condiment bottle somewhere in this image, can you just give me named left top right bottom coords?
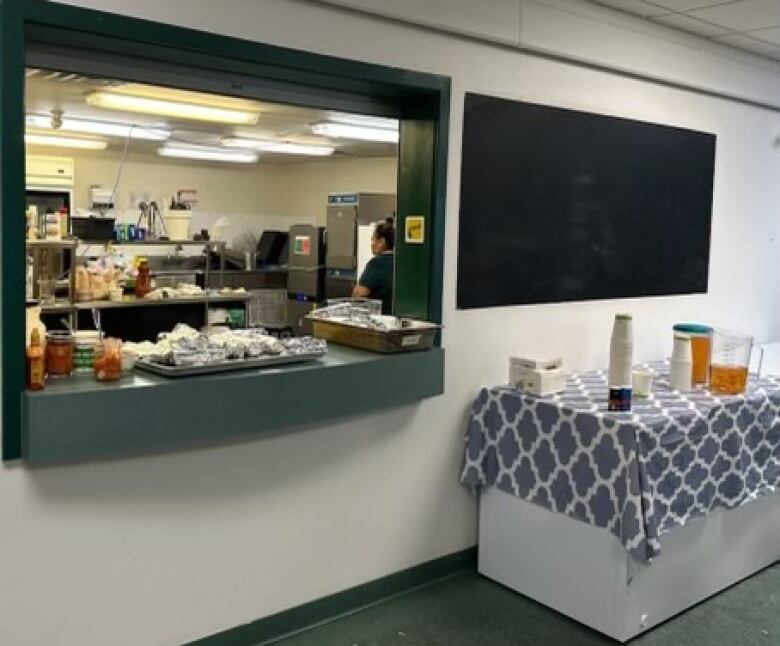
left=608, top=313, right=633, bottom=411
left=670, top=333, right=693, bottom=392
left=135, top=260, right=152, bottom=298
left=58, top=207, right=69, bottom=239
left=26, top=328, right=45, bottom=391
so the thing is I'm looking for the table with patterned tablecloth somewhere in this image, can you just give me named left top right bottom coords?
left=460, top=364, right=780, bottom=563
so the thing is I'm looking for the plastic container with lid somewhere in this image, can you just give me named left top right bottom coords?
left=673, top=323, right=712, bottom=384
left=73, top=330, right=101, bottom=372
left=45, top=331, right=74, bottom=377
left=94, top=338, right=123, bottom=382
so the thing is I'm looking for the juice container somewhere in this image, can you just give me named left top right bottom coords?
left=709, top=329, right=752, bottom=395
left=673, top=323, right=712, bottom=384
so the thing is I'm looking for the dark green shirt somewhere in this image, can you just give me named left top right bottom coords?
left=358, top=253, right=394, bottom=314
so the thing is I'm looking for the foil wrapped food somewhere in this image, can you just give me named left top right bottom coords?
left=124, top=324, right=326, bottom=367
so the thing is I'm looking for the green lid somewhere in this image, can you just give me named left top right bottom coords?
left=673, top=322, right=712, bottom=335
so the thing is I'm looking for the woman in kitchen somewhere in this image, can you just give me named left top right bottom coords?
left=353, top=217, right=394, bottom=314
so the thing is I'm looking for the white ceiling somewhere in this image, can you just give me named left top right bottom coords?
left=24, top=70, right=398, bottom=162
left=590, top=0, right=780, bottom=60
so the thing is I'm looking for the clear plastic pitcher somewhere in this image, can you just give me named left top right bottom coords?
left=709, top=329, right=752, bottom=395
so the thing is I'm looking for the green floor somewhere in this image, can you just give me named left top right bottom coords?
left=276, top=564, right=780, bottom=646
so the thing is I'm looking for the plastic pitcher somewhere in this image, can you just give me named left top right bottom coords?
left=709, top=329, right=752, bottom=395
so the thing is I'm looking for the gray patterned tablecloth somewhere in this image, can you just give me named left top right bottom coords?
left=460, top=364, right=780, bottom=562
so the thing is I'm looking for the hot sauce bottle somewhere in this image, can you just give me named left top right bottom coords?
left=26, top=328, right=46, bottom=390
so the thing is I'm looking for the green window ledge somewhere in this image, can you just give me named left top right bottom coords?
left=22, top=346, right=444, bottom=465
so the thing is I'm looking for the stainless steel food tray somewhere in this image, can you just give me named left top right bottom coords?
left=309, top=317, right=441, bottom=353
left=134, top=350, right=326, bottom=378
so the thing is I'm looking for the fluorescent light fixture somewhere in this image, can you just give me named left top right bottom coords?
left=86, top=91, right=259, bottom=125
left=158, top=143, right=258, bottom=163
left=25, top=132, right=107, bottom=150
left=26, top=114, right=170, bottom=141
left=329, top=114, right=399, bottom=130
left=221, top=137, right=334, bottom=156
left=311, top=121, right=399, bottom=143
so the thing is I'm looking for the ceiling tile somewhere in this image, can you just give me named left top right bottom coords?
left=650, top=0, right=733, bottom=11
left=592, top=0, right=670, bottom=16
left=653, top=12, right=731, bottom=35
left=688, top=0, right=780, bottom=33
left=714, top=32, right=780, bottom=53
left=746, top=25, right=780, bottom=43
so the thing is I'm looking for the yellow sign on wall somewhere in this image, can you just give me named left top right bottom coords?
left=405, top=215, right=425, bottom=245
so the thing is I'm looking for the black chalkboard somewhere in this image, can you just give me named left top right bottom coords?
left=457, top=93, right=716, bottom=309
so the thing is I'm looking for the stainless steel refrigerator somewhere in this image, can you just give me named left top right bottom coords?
left=325, top=192, right=396, bottom=298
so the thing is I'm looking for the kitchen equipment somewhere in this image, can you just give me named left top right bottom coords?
left=288, top=224, right=326, bottom=296
left=163, top=207, right=192, bottom=240
left=710, top=329, right=752, bottom=395
left=134, top=349, right=326, bottom=378
left=325, top=192, right=396, bottom=299
left=310, top=315, right=440, bottom=353
left=287, top=224, right=326, bottom=334
left=136, top=201, right=167, bottom=240
left=326, top=192, right=396, bottom=270
left=673, top=323, right=712, bottom=384
left=71, top=215, right=115, bottom=240
left=326, top=297, right=382, bottom=316
left=256, top=230, right=288, bottom=266
left=246, top=289, right=287, bottom=328
left=244, top=251, right=257, bottom=271
left=88, top=186, right=114, bottom=211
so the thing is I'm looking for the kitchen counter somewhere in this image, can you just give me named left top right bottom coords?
left=22, top=345, right=444, bottom=464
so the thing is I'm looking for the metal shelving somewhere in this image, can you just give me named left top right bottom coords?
left=31, top=237, right=242, bottom=330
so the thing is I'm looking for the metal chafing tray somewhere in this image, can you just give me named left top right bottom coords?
left=134, top=350, right=326, bottom=378
left=309, top=317, right=440, bottom=353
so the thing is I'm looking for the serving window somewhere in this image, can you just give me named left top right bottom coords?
left=1, top=2, right=449, bottom=462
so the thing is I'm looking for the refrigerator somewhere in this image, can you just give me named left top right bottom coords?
left=325, top=192, right=396, bottom=298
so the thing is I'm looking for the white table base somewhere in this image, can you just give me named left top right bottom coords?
left=478, top=487, right=780, bottom=642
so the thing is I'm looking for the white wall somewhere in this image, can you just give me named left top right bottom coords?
left=277, top=156, right=398, bottom=223
left=4, top=1, right=780, bottom=645
left=28, top=146, right=396, bottom=247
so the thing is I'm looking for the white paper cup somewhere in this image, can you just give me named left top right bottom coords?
left=632, top=370, right=653, bottom=398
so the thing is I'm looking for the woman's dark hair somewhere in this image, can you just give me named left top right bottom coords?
left=374, top=217, right=395, bottom=251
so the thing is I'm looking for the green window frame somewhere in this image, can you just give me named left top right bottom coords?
left=0, top=0, right=449, bottom=461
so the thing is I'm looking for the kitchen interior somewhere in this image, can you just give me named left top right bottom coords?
left=25, top=67, right=435, bottom=386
